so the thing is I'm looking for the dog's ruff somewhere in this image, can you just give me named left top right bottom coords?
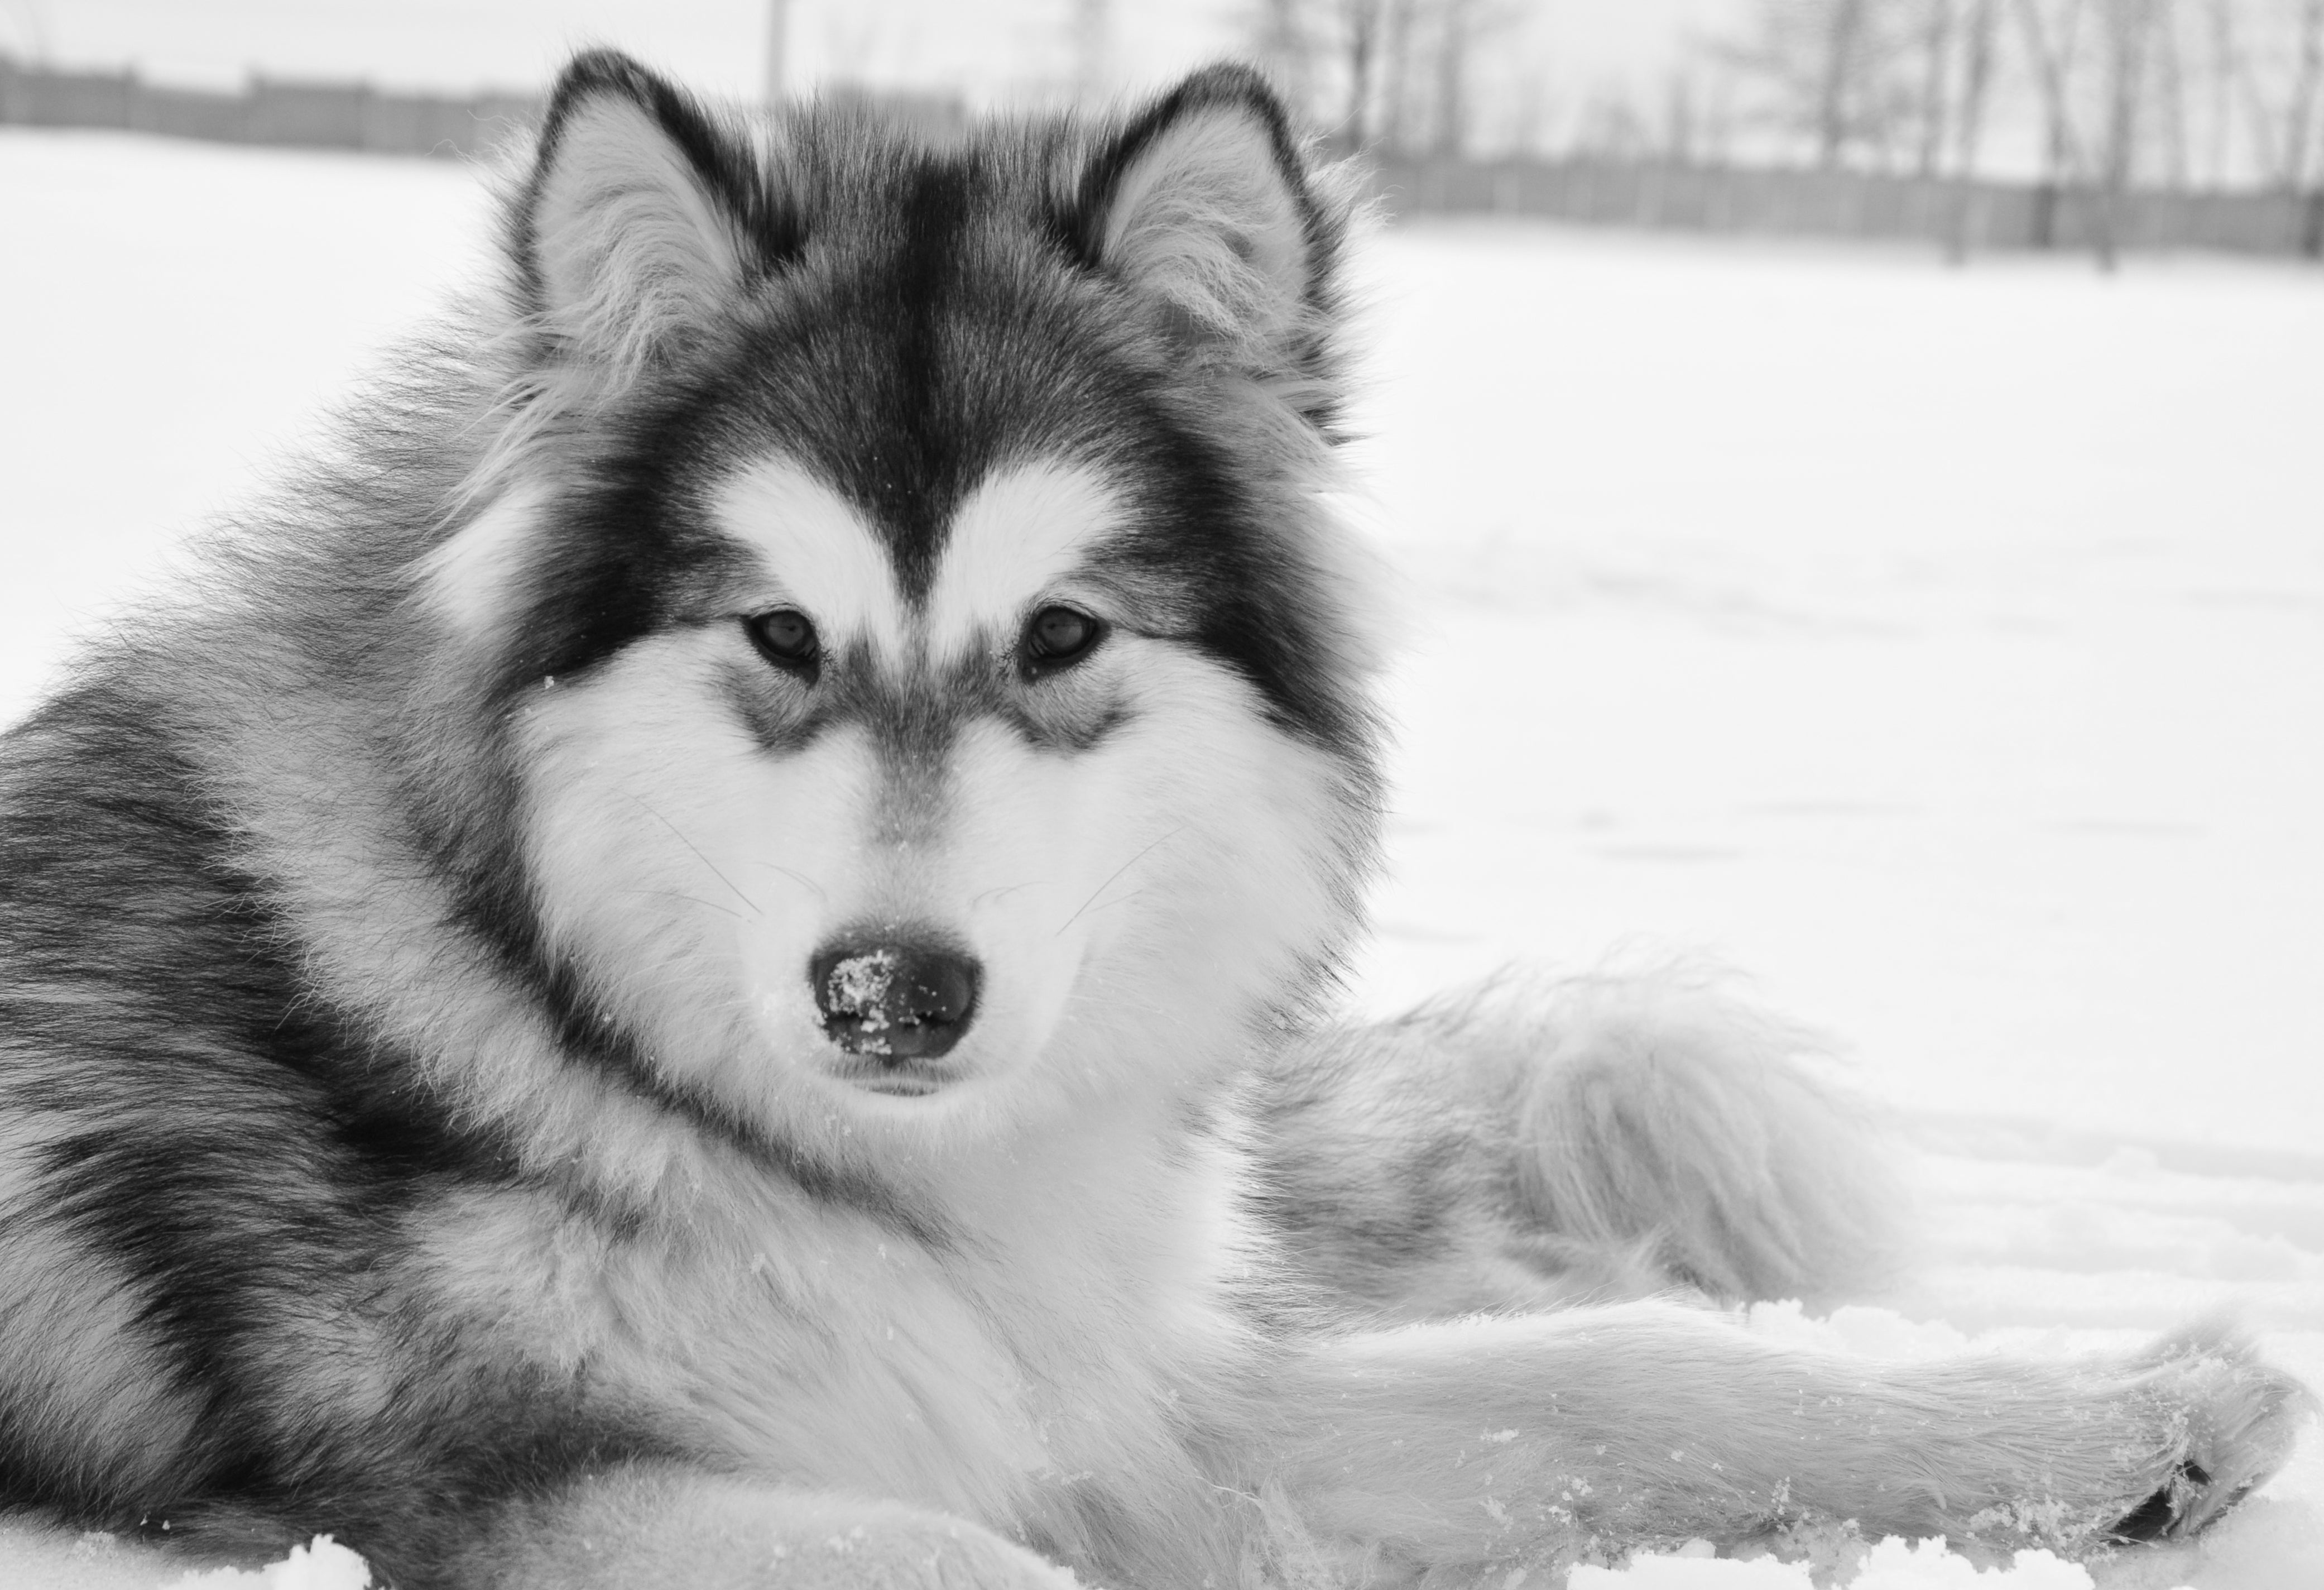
left=0, top=50, right=2303, bottom=1590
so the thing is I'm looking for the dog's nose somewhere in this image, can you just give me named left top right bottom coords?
left=809, top=937, right=982, bottom=1061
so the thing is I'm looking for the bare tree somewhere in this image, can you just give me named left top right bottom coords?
left=2, top=0, right=50, bottom=60
left=2285, top=0, right=2324, bottom=188
left=1717, top=0, right=1922, bottom=167
left=2203, top=0, right=2240, bottom=184
left=2150, top=2, right=2193, bottom=189
left=1432, top=0, right=1482, bottom=155
left=1664, top=68, right=1701, bottom=161
left=1250, top=0, right=1317, bottom=112
left=1955, top=0, right=2004, bottom=173
left=1946, top=0, right=2003, bottom=257
left=1505, top=64, right=1557, bottom=157
left=2014, top=0, right=2091, bottom=243
left=1915, top=0, right=1959, bottom=174
left=2092, top=0, right=2164, bottom=268
left=1818, top=0, right=1875, bottom=160
left=1342, top=0, right=1382, bottom=147
left=1572, top=81, right=1657, bottom=159
left=1243, top=0, right=2324, bottom=251
left=1375, top=0, right=1417, bottom=151
left=1695, top=47, right=1745, bottom=162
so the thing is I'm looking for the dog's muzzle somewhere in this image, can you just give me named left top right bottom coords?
left=809, top=936, right=982, bottom=1062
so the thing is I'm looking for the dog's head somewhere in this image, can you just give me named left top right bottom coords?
left=419, top=54, right=1383, bottom=1153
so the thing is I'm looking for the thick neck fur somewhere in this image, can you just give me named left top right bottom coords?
left=406, top=1020, right=1269, bottom=1588
left=72, top=607, right=1279, bottom=1585
left=137, top=581, right=1281, bottom=1578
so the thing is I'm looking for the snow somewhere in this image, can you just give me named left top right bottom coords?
left=827, top=950, right=901, bottom=1029
left=2, top=127, right=2321, bottom=1587
left=161, top=1539, right=371, bottom=1589
left=1572, top=1537, right=2100, bottom=1587
left=0, top=1530, right=368, bottom=1589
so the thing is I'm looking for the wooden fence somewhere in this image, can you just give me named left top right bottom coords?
left=6, top=55, right=2318, bottom=258
left=0, top=56, right=533, bottom=159
left=1371, top=157, right=2324, bottom=260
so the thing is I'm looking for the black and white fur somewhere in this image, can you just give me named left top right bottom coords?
left=0, top=51, right=2303, bottom=1589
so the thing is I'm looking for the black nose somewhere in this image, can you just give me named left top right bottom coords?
left=809, top=938, right=982, bottom=1061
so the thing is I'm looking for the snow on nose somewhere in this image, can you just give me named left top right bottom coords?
left=809, top=937, right=982, bottom=1061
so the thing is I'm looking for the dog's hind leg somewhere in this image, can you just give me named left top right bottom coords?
left=1251, top=968, right=1904, bottom=1320
left=1262, top=1303, right=2309, bottom=1577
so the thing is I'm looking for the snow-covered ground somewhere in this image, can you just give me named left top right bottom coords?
left=2, top=128, right=2320, bottom=1588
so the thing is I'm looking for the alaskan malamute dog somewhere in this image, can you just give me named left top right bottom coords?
left=0, top=50, right=2303, bottom=1589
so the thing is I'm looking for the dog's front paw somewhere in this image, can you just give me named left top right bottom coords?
left=2106, top=1322, right=2313, bottom=1543
left=796, top=1518, right=1084, bottom=1590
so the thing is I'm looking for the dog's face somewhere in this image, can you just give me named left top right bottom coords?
left=421, top=59, right=1382, bottom=1151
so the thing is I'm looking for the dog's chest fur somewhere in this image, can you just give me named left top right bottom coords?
left=411, top=1101, right=1255, bottom=1543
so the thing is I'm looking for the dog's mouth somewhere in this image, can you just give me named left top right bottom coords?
left=836, top=1067, right=949, bottom=1098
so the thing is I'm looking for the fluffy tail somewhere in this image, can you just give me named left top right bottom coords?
left=1254, top=964, right=1907, bottom=1319
left=1503, top=967, right=1905, bottom=1307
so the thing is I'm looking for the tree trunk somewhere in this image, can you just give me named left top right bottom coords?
left=1254, top=0, right=1315, bottom=120
left=1665, top=69, right=1698, bottom=163
left=2286, top=0, right=2324, bottom=191
left=1918, top=0, right=1957, bottom=178
left=1947, top=0, right=2000, bottom=261
left=2095, top=0, right=2158, bottom=272
left=2153, top=3, right=2189, bottom=192
left=1818, top=0, right=1872, bottom=166
left=2203, top=0, right=2235, bottom=189
left=1342, top=0, right=1379, bottom=149
left=1381, top=0, right=1418, bottom=155
left=2014, top=0, right=2088, bottom=249
left=1433, top=0, right=1476, bottom=157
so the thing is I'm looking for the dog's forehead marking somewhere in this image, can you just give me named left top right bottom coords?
left=714, top=458, right=1121, bottom=660
left=711, top=459, right=908, bottom=650
left=924, top=463, right=1123, bottom=655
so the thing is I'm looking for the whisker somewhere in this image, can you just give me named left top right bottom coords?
left=1057, top=827, right=1185, bottom=936
left=632, top=797, right=761, bottom=918
left=969, top=882, right=1045, bottom=907
left=659, top=891, right=749, bottom=923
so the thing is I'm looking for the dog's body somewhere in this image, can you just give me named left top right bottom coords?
left=0, top=54, right=2302, bottom=1589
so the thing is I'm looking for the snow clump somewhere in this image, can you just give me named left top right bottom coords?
left=1569, top=1535, right=2104, bottom=1588
left=164, top=1536, right=371, bottom=1589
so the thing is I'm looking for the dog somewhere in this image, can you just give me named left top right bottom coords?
left=0, top=49, right=2303, bottom=1590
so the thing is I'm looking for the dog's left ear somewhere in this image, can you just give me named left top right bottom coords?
left=1072, top=65, right=1340, bottom=390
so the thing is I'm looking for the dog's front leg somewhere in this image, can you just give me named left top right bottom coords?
left=456, top=1467, right=1081, bottom=1590
left=1269, top=1302, right=2307, bottom=1577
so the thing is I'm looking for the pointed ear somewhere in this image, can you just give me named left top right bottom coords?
left=510, top=51, right=760, bottom=380
left=1074, top=65, right=1342, bottom=389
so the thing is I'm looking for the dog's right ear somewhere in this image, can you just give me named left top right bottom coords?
left=508, top=51, right=761, bottom=382
left=1067, top=65, right=1342, bottom=398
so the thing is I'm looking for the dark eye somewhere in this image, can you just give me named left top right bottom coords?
left=1021, top=606, right=1105, bottom=676
left=746, top=609, right=820, bottom=679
